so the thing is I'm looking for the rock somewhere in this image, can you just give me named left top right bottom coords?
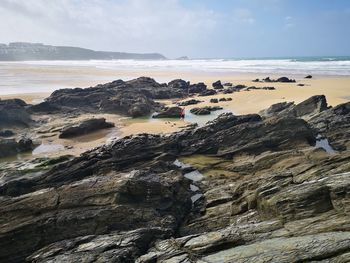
left=305, top=75, right=313, bottom=79
left=199, top=89, right=217, bottom=96
left=252, top=78, right=260, bottom=82
left=190, top=106, right=223, bottom=115
left=212, top=80, right=224, bottom=90
left=0, top=137, right=34, bottom=158
left=167, top=79, right=189, bottom=90
left=210, top=99, right=219, bottom=103
left=218, top=97, right=232, bottom=102
left=246, top=86, right=275, bottom=91
left=0, top=99, right=32, bottom=127
left=189, top=82, right=207, bottom=94
left=259, top=102, right=295, bottom=118
left=1, top=95, right=349, bottom=262
left=223, top=82, right=232, bottom=87
left=59, top=118, right=115, bottom=139
left=0, top=130, right=15, bottom=137
left=276, top=76, right=296, bottom=83
left=293, top=94, right=328, bottom=118
left=297, top=83, right=305, bottom=86
left=152, top=107, right=182, bottom=118
left=29, top=101, right=60, bottom=113
left=177, top=99, right=202, bottom=106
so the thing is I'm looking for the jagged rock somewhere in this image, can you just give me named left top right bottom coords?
left=210, top=99, right=219, bottom=103
left=177, top=99, right=202, bottom=106
left=259, top=95, right=328, bottom=120
left=153, top=107, right=182, bottom=118
left=293, top=95, right=328, bottom=118
left=0, top=99, right=32, bottom=127
left=212, top=80, right=224, bottom=90
left=259, top=102, right=295, bottom=118
left=59, top=118, right=115, bottom=139
left=0, top=95, right=349, bottom=263
left=0, top=156, right=192, bottom=262
left=190, top=106, right=223, bottom=115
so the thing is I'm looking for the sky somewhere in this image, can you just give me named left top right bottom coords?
left=0, top=0, right=349, bottom=58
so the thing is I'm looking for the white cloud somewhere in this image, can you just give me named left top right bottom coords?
left=232, top=8, right=255, bottom=24
left=0, top=0, right=219, bottom=57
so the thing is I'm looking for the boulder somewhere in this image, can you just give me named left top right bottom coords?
left=0, top=137, right=34, bottom=158
left=0, top=99, right=32, bottom=127
left=210, top=98, right=219, bottom=103
left=189, top=82, right=207, bottom=94
left=190, top=106, right=223, bottom=115
left=152, top=107, right=182, bottom=118
left=59, top=118, right=115, bottom=139
left=167, top=79, right=189, bottom=90
left=305, top=75, right=313, bottom=79
left=223, top=82, right=233, bottom=87
left=276, top=76, right=296, bottom=83
left=212, top=80, right=224, bottom=90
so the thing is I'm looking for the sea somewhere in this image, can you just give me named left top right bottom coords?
left=0, top=56, right=350, bottom=95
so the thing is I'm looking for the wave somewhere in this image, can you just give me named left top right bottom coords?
left=2, top=57, right=350, bottom=75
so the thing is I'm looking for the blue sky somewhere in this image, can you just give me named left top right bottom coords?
left=0, top=0, right=349, bottom=58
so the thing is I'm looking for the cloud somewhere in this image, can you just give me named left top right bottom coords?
left=0, top=0, right=219, bottom=57
left=232, top=8, right=255, bottom=24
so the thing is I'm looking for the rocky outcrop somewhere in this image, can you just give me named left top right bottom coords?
left=259, top=95, right=329, bottom=120
left=0, top=99, right=32, bottom=127
left=59, top=118, right=115, bottom=139
left=0, top=95, right=349, bottom=262
left=199, top=89, right=217, bottom=96
left=32, top=77, right=211, bottom=117
left=152, top=107, right=182, bottom=118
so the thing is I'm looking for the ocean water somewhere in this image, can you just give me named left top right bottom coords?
left=0, top=56, right=349, bottom=95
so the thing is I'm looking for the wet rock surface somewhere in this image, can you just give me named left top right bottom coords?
left=190, top=106, right=223, bottom=115
left=59, top=118, right=115, bottom=138
left=0, top=95, right=349, bottom=262
left=0, top=99, right=32, bottom=128
left=153, top=107, right=182, bottom=118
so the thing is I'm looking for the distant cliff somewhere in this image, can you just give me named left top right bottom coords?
left=0, top=42, right=166, bottom=61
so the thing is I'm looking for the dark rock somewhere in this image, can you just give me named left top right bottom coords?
left=59, top=118, right=115, bottom=139
left=223, top=82, right=233, bottom=87
left=210, top=99, right=219, bottom=103
left=276, top=76, right=296, bottom=83
left=212, top=80, right=224, bottom=90
left=305, top=75, right=313, bottom=79
left=247, top=86, right=275, bottom=91
left=297, top=84, right=306, bottom=86
left=0, top=137, right=34, bottom=158
left=252, top=78, right=260, bottom=82
left=199, top=89, right=217, bottom=96
left=167, top=79, right=189, bottom=90
left=189, top=82, right=207, bottom=94
left=0, top=99, right=32, bottom=127
left=294, top=95, right=328, bottom=118
left=0, top=130, right=15, bottom=137
left=177, top=99, right=202, bottom=106
left=190, top=106, right=223, bottom=115
left=29, top=101, right=60, bottom=113
left=152, top=107, right=182, bottom=118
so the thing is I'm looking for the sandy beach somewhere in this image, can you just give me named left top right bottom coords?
left=1, top=66, right=349, bottom=160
